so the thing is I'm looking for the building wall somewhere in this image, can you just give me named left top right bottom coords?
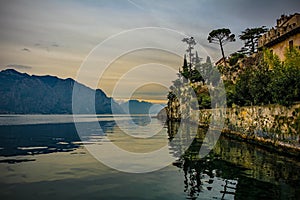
left=258, top=13, right=300, bottom=61
left=270, top=32, right=300, bottom=60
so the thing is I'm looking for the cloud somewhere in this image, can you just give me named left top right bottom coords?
left=52, top=43, right=60, bottom=47
left=21, top=48, right=31, bottom=52
left=5, top=64, right=32, bottom=70
left=32, top=41, right=61, bottom=53
left=0, top=0, right=299, bottom=102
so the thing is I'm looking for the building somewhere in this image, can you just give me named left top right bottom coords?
left=258, top=13, right=300, bottom=61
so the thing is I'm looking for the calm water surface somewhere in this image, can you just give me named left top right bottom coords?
left=0, top=115, right=299, bottom=200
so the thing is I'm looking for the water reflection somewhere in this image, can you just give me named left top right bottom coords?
left=0, top=116, right=299, bottom=199
left=0, top=120, right=116, bottom=158
left=167, top=121, right=300, bottom=200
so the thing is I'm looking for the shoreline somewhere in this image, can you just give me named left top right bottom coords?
left=221, top=128, right=300, bottom=158
left=161, top=103, right=300, bottom=158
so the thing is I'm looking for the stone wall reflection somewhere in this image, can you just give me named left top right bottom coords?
left=167, top=121, right=300, bottom=200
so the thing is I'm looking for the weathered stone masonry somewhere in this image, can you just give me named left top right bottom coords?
left=162, top=101, right=300, bottom=156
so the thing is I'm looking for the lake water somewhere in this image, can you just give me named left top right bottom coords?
left=0, top=115, right=299, bottom=200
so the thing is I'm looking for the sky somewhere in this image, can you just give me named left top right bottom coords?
left=0, top=0, right=299, bottom=103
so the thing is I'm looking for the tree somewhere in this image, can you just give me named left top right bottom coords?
left=284, top=46, right=300, bottom=68
left=228, top=47, right=300, bottom=107
left=239, top=26, right=268, bottom=55
left=182, top=37, right=197, bottom=77
left=269, top=47, right=300, bottom=106
left=208, top=28, right=235, bottom=67
left=181, top=54, right=189, bottom=79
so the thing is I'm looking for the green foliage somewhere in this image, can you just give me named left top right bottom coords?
left=181, top=54, right=189, bottom=79
left=284, top=47, right=300, bottom=68
left=223, top=80, right=236, bottom=107
left=229, top=53, right=245, bottom=66
left=239, top=26, right=268, bottom=55
left=167, top=91, right=176, bottom=100
left=199, top=93, right=211, bottom=109
left=169, top=35, right=299, bottom=112
left=263, top=49, right=281, bottom=69
left=234, top=63, right=272, bottom=106
left=270, top=50, right=300, bottom=106
left=168, top=78, right=183, bottom=100
left=192, top=86, right=211, bottom=109
left=227, top=47, right=300, bottom=107
left=233, top=68, right=254, bottom=106
left=190, top=69, right=203, bottom=83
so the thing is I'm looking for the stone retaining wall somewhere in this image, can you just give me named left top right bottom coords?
left=162, top=101, right=300, bottom=156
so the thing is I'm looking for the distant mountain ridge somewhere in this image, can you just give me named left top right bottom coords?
left=0, top=69, right=124, bottom=114
left=120, top=99, right=165, bottom=115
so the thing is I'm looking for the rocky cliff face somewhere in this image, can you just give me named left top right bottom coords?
left=0, top=69, right=123, bottom=114
left=166, top=98, right=181, bottom=121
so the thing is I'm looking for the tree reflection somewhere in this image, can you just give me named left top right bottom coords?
left=167, top=121, right=248, bottom=199
left=182, top=158, right=201, bottom=199
left=168, top=121, right=211, bottom=199
left=167, top=120, right=300, bottom=200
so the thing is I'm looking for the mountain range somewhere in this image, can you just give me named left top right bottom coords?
left=0, top=69, right=164, bottom=114
left=0, top=69, right=123, bottom=114
left=120, top=100, right=165, bottom=115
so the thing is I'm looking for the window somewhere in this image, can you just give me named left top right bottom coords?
left=283, top=27, right=287, bottom=31
left=289, top=40, right=293, bottom=50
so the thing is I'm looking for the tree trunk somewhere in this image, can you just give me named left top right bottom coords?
left=188, top=45, right=192, bottom=79
left=251, top=38, right=255, bottom=53
left=219, top=40, right=227, bottom=67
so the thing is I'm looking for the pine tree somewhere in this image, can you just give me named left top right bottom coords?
left=182, top=37, right=197, bottom=78
left=239, top=26, right=268, bottom=55
left=208, top=28, right=235, bottom=67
